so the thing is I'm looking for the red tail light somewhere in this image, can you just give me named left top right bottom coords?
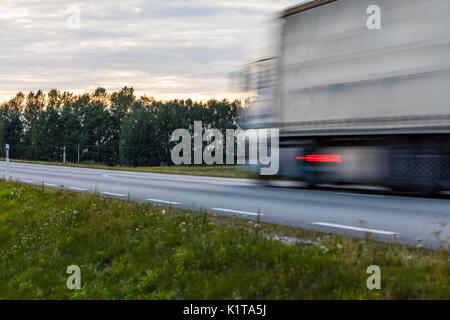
left=296, top=154, right=341, bottom=163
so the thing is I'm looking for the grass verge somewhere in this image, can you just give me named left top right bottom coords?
left=0, top=180, right=448, bottom=299
left=0, top=158, right=254, bottom=179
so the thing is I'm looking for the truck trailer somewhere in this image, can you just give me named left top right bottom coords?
left=240, top=0, right=450, bottom=193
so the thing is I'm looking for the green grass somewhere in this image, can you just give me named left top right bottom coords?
left=0, top=158, right=255, bottom=179
left=0, top=180, right=448, bottom=299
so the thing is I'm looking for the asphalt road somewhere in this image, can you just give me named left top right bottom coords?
left=1, top=161, right=449, bottom=248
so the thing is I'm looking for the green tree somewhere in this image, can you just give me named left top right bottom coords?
left=78, top=88, right=115, bottom=164
left=0, top=88, right=241, bottom=166
left=1, top=93, right=25, bottom=158
left=108, top=87, right=136, bottom=165
left=120, top=102, right=161, bottom=166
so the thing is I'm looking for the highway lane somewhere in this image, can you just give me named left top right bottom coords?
left=1, top=161, right=449, bottom=248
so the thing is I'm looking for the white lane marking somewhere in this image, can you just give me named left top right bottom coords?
left=3, top=163, right=253, bottom=186
left=146, top=198, right=181, bottom=205
left=20, top=179, right=33, bottom=183
left=95, top=173, right=252, bottom=186
left=69, top=187, right=87, bottom=191
left=321, top=183, right=387, bottom=191
left=44, top=183, right=57, bottom=187
left=101, top=192, right=126, bottom=197
left=211, top=208, right=263, bottom=217
left=312, top=222, right=399, bottom=236
left=335, top=192, right=385, bottom=198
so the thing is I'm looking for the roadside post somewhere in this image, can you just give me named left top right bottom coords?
left=63, top=147, right=66, bottom=164
left=5, top=144, right=10, bottom=182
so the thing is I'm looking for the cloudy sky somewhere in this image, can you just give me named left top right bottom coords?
left=0, top=0, right=298, bottom=102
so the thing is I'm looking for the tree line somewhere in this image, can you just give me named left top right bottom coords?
left=0, top=87, right=242, bottom=166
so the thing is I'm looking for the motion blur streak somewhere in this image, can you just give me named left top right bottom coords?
left=296, top=155, right=342, bottom=163
left=239, top=0, right=450, bottom=194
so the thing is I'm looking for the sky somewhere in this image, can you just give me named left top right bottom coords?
left=0, top=0, right=298, bottom=103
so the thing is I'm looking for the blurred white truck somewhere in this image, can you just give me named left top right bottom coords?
left=240, top=0, right=450, bottom=192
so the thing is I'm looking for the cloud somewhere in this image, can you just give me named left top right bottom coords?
left=0, top=0, right=298, bottom=102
